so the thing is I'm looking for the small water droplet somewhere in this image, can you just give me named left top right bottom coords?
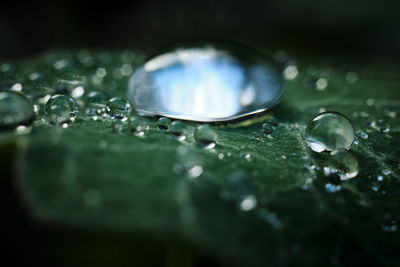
left=315, top=78, right=328, bottom=90
left=283, top=64, right=298, bottom=80
left=187, top=165, right=203, bottom=179
left=323, top=150, right=359, bottom=181
left=239, top=195, right=257, bottom=211
left=262, top=122, right=273, bottom=135
left=377, top=175, right=384, bottom=182
left=384, top=110, right=397, bottom=118
left=169, top=121, right=186, bottom=140
left=240, top=152, right=252, bottom=161
left=106, top=97, right=131, bottom=120
left=45, top=94, right=78, bottom=124
left=157, top=117, right=171, bottom=130
left=325, top=183, right=342, bottom=193
left=194, top=125, right=218, bottom=149
left=71, top=86, right=85, bottom=99
left=305, top=112, right=355, bottom=152
left=218, top=153, right=224, bottom=159
left=382, top=215, right=398, bottom=232
left=85, top=91, right=109, bottom=116
left=370, top=119, right=390, bottom=133
left=95, top=68, right=107, bottom=78
left=0, top=91, right=35, bottom=129
left=356, top=130, right=368, bottom=140
left=15, top=125, right=32, bottom=135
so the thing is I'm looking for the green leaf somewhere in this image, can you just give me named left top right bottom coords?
left=2, top=50, right=400, bottom=266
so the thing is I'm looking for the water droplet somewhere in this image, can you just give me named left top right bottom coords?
left=45, top=94, right=78, bottom=124
left=377, top=175, right=384, bottom=182
left=0, top=91, right=35, bottom=129
left=15, top=125, right=32, bottom=135
left=356, top=130, right=368, bottom=140
left=128, top=42, right=283, bottom=122
left=240, top=152, right=252, bottom=161
left=194, top=124, right=218, bottom=149
left=283, top=64, right=298, bottom=80
left=85, top=91, right=109, bottom=115
left=325, top=183, right=342, bottom=193
left=218, top=153, right=225, bottom=159
left=370, top=119, right=390, bottom=133
left=323, top=150, right=359, bottom=181
left=315, top=78, right=328, bottom=90
left=382, top=215, right=398, bottom=232
left=169, top=121, right=186, bottom=140
left=262, top=122, right=273, bottom=135
left=305, top=112, right=355, bottom=152
left=384, top=110, right=397, bottom=118
left=239, top=195, right=257, bottom=211
left=95, top=68, right=107, bottom=78
left=157, top=117, right=171, bottom=130
left=187, top=165, right=203, bottom=179
left=106, top=97, right=131, bottom=120
left=54, top=72, right=85, bottom=94
left=71, top=86, right=85, bottom=99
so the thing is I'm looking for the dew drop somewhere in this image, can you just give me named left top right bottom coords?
left=305, top=112, right=355, bottom=152
left=194, top=125, right=218, bottom=149
left=356, top=130, right=368, bottom=140
left=315, top=78, right=328, bottom=90
left=370, top=119, right=390, bottom=133
left=85, top=91, right=109, bottom=116
left=382, top=215, right=398, bottom=232
left=45, top=94, right=78, bottom=124
left=128, top=42, right=283, bottom=122
left=261, top=122, right=273, bottom=136
left=325, top=183, right=342, bottom=193
left=187, top=165, right=203, bottom=179
left=169, top=121, right=186, bottom=140
left=283, top=64, right=298, bottom=80
left=106, top=97, right=131, bottom=120
left=157, top=117, right=171, bottom=130
left=0, top=91, right=35, bottom=129
left=239, top=195, right=257, bottom=211
left=323, top=150, right=359, bottom=181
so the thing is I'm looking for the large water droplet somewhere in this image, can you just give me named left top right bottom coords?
left=106, top=97, right=131, bottom=120
left=323, top=150, right=359, bottom=181
left=0, top=91, right=35, bottom=129
left=45, top=94, right=78, bottom=124
left=128, top=42, right=283, bottom=122
left=194, top=124, right=218, bottom=149
left=305, top=112, right=355, bottom=152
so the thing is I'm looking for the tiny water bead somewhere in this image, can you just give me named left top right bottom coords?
left=194, top=124, right=218, bottom=149
left=85, top=91, right=109, bottom=115
left=305, top=112, right=355, bottom=152
left=169, top=121, right=186, bottom=140
left=0, top=91, right=35, bottom=129
left=323, top=150, right=359, bottom=181
left=262, top=123, right=273, bottom=135
left=106, top=97, right=131, bottom=120
left=157, top=117, right=171, bottom=130
left=128, top=42, right=284, bottom=122
left=45, top=94, right=78, bottom=124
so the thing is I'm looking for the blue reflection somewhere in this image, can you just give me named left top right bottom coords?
left=129, top=45, right=283, bottom=122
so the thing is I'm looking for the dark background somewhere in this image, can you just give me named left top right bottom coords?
left=1, top=0, right=400, bottom=60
